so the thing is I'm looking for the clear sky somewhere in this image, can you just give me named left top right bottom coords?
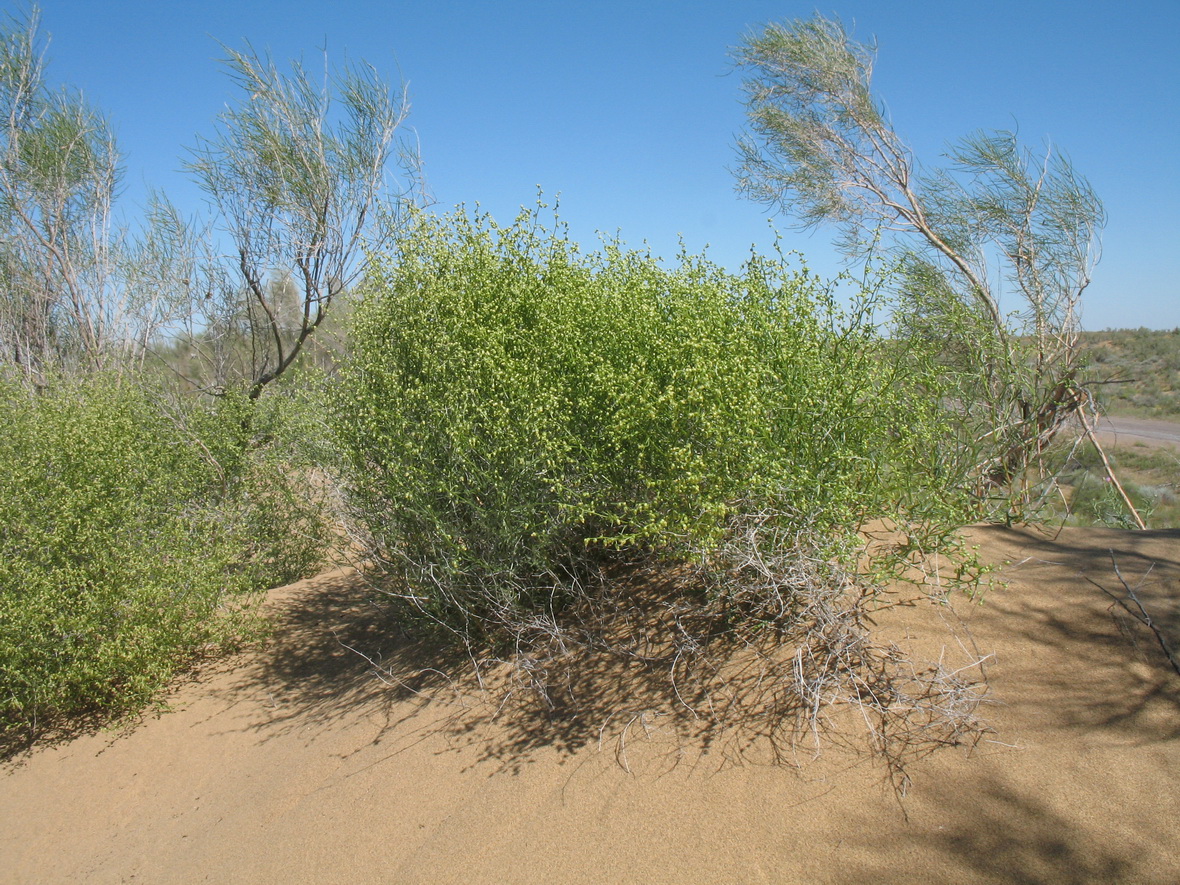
left=25, top=0, right=1180, bottom=330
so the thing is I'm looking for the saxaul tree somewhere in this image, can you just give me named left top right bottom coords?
left=732, top=15, right=1133, bottom=522
left=185, top=43, right=419, bottom=399
left=0, top=8, right=189, bottom=382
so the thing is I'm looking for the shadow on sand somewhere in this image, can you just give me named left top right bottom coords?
left=969, top=525, right=1180, bottom=742
left=218, top=524, right=1180, bottom=794
left=227, top=558, right=989, bottom=786
left=847, top=775, right=1138, bottom=884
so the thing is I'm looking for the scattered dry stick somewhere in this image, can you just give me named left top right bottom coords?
left=1088, top=551, right=1180, bottom=678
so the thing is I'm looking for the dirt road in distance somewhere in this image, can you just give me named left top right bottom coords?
left=1093, top=415, right=1180, bottom=451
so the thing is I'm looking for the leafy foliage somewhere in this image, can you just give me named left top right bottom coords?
left=331, top=204, right=971, bottom=644
left=0, top=373, right=327, bottom=734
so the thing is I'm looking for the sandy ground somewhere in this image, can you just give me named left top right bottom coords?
left=2, top=524, right=1178, bottom=884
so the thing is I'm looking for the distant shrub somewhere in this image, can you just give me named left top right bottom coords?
left=0, top=374, right=327, bottom=735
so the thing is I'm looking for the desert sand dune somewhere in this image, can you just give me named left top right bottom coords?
left=2, top=524, right=1178, bottom=884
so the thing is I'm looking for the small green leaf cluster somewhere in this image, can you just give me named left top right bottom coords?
left=332, top=205, right=965, bottom=642
left=0, top=373, right=326, bottom=734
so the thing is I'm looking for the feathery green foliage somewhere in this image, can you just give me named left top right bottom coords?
left=185, top=41, right=416, bottom=397
left=733, top=14, right=1107, bottom=520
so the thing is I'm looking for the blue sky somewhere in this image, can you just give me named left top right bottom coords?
left=26, top=0, right=1180, bottom=330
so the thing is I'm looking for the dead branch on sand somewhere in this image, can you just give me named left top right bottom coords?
left=1089, top=552, right=1180, bottom=677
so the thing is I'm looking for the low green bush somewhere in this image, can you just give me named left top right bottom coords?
left=331, top=206, right=969, bottom=645
left=0, top=374, right=326, bottom=734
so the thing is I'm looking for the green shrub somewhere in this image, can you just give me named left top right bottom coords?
left=331, top=206, right=968, bottom=644
left=0, top=373, right=326, bottom=734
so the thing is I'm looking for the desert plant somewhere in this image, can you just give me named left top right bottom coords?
left=0, top=371, right=327, bottom=737
left=732, top=14, right=1109, bottom=521
left=1046, top=438, right=1180, bottom=529
left=183, top=41, right=420, bottom=398
left=329, top=204, right=982, bottom=772
left=0, top=8, right=192, bottom=382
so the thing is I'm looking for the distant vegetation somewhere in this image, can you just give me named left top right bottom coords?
left=1048, top=438, right=1180, bottom=529
left=1028, top=325, right=1180, bottom=528
left=1081, top=328, right=1180, bottom=419
left=1033, top=328, right=1180, bottom=530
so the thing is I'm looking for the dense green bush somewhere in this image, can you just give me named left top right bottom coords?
left=0, top=374, right=326, bottom=734
left=332, top=206, right=968, bottom=644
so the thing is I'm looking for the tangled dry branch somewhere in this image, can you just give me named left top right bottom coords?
left=353, top=511, right=991, bottom=789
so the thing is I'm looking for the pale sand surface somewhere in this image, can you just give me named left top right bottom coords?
left=2, top=525, right=1178, bottom=884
